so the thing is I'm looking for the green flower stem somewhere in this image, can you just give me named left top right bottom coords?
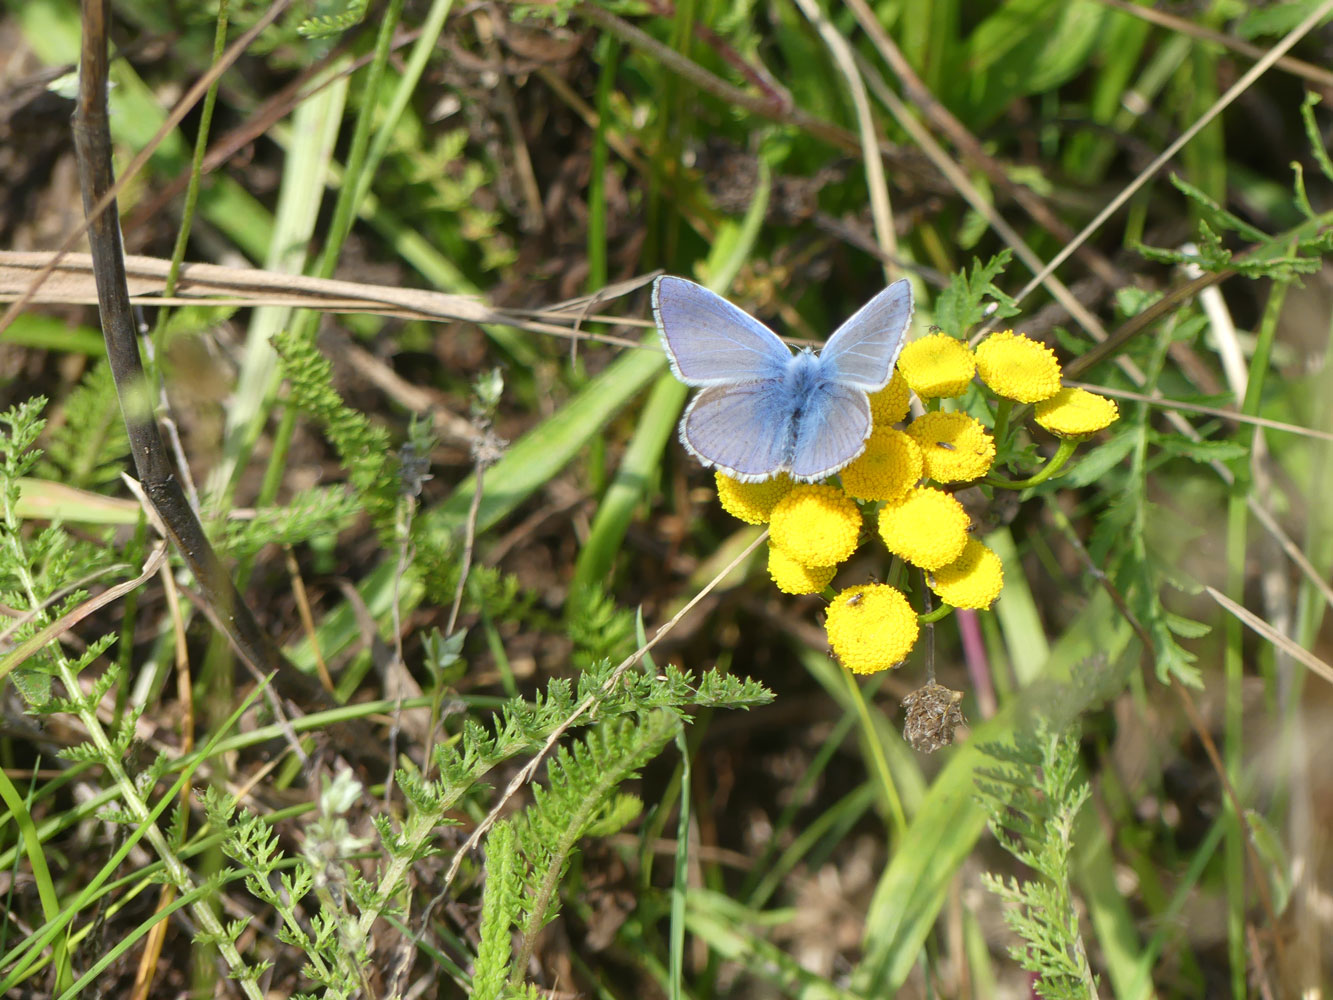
left=841, top=667, right=907, bottom=838
left=991, top=397, right=1013, bottom=446
left=984, top=438, right=1079, bottom=489
left=917, top=604, right=954, bottom=625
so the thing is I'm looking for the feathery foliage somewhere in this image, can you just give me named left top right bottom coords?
left=272, top=329, right=398, bottom=537
left=977, top=721, right=1098, bottom=1000
left=35, top=363, right=129, bottom=490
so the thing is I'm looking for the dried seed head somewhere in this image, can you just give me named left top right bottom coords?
left=902, top=682, right=966, bottom=752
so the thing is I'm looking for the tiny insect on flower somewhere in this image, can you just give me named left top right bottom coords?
left=906, top=411, right=995, bottom=483
left=825, top=584, right=919, bottom=674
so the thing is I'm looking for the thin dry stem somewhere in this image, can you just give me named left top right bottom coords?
left=0, top=0, right=293, bottom=340
left=792, top=0, right=897, bottom=281
left=1009, top=0, right=1333, bottom=310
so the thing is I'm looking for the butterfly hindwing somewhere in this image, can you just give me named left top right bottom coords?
left=818, top=278, right=913, bottom=391
left=789, top=381, right=873, bottom=481
left=653, top=276, right=793, bottom=387
left=680, top=382, right=796, bottom=482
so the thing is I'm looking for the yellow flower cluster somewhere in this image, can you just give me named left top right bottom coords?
left=929, top=539, right=1004, bottom=609
left=868, top=371, right=911, bottom=425
left=769, top=485, right=861, bottom=566
left=878, top=487, right=969, bottom=570
left=705, top=323, right=1119, bottom=679
left=768, top=545, right=836, bottom=595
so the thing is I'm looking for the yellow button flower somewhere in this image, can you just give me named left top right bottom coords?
left=877, top=487, right=969, bottom=570
left=715, top=472, right=795, bottom=524
left=825, top=584, right=919, bottom=674
left=767, top=544, right=836, bottom=595
left=840, top=428, right=922, bottom=502
left=1034, top=387, right=1119, bottom=437
left=974, top=331, right=1063, bottom=403
left=906, top=411, right=996, bottom=483
left=868, top=370, right=910, bottom=427
left=930, top=539, right=1004, bottom=609
left=769, top=484, right=862, bottom=566
left=895, top=333, right=975, bottom=399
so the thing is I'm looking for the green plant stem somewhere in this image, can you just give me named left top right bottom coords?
left=985, top=438, right=1079, bottom=489
left=57, top=668, right=263, bottom=997
left=0, top=470, right=266, bottom=997
left=245, top=0, right=407, bottom=533
left=0, top=768, right=69, bottom=992
left=1223, top=273, right=1287, bottom=996
left=150, top=0, right=230, bottom=353
left=573, top=2, right=858, bottom=154
left=588, top=34, right=618, bottom=292
left=991, top=397, right=1013, bottom=446
left=253, top=0, right=406, bottom=516
left=316, top=0, right=406, bottom=277
left=917, top=604, right=954, bottom=625
left=668, top=728, right=690, bottom=1000
left=841, top=667, right=907, bottom=838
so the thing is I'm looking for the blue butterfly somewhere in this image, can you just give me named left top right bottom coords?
left=653, top=276, right=914, bottom=483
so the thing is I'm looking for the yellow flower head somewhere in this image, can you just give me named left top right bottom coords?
left=825, top=584, right=919, bottom=674
left=974, top=331, right=1063, bottom=403
left=767, top=545, right=836, bottom=595
left=715, top=472, right=794, bottom=524
left=868, top=370, right=911, bottom=427
left=895, top=334, right=976, bottom=399
left=840, top=428, right=922, bottom=502
left=1034, top=387, right=1119, bottom=437
left=877, top=486, right=970, bottom=570
left=769, top=484, right=862, bottom=566
left=930, top=539, right=1004, bottom=610
left=906, top=411, right=996, bottom=483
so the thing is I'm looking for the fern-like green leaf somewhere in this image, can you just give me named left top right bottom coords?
left=977, top=721, right=1098, bottom=1000
left=934, top=251, right=1020, bottom=338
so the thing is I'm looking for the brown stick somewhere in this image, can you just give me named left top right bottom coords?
left=71, top=0, right=334, bottom=718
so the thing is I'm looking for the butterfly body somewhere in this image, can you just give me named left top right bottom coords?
left=654, top=276, right=913, bottom=483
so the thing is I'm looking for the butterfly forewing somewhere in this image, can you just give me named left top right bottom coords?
left=818, top=279, right=913, bottom=391
left=680, top=382, right=795, bottom=482
left=789, top=383, right=873, bottom=481
left=653, top=276, right=793, bottom=387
